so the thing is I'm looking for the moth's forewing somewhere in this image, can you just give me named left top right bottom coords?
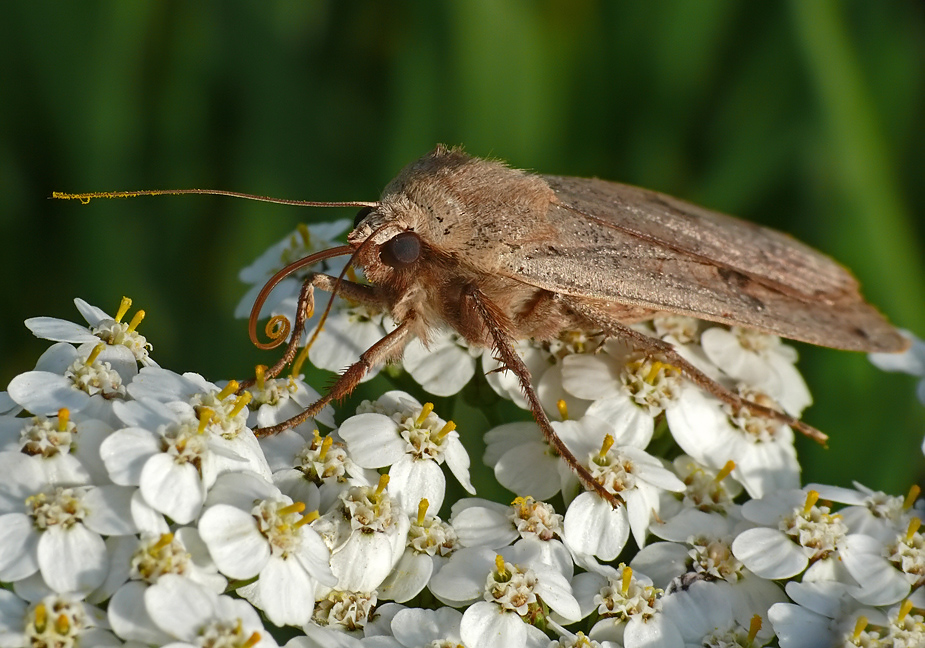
left=493, top=175, right=907, bottom=353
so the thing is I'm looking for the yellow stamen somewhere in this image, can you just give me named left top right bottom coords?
left=55, top=613, right=70, bottom=635
left=557, top=399, right=568, bottom=420
left=127, top=309, right=145, bottom=332
left=295, top=510, right=319, bottom=528
left=376, top=473, right=390, bottom=495
left=255, top=365, right=267, bottom=391
left=34, top=603, right=47, bottom=632
left=599, top=434, right=615, bottom=458
left=904, top=485, right=921, bottom=510
left=907, top=517, right=921, bottom=542
left=747, top=614, right=762, bottom=642
left=898, top=599, right=913, bottom=622
left=230, top=391, right=252, bottom=417
left=494, top=554, right=508, bottom=578
left=318, top=434, right=332, bottom=461
left=852, top=615, right=868, bottom=640
left=416, top=403, right=435, bottom=426
left=436, top=421, right=456, bottom=440
left=153, top=533, right=174, bottom=551
left=803, top=490, right=820, bottom=515
left=114, top=296, right=132, bottom=323
left=278, top=501, right=306, bottom=517
left=715, top=460, right=736, bottom=482
left=57, top=408, right=70, bottom=431
left=645, top=360, right=666, bottom=383
left=198, top=409, right=214, bottom=434
left=417, top=499, right=429, bottom=525
left=217, top=381, right=238, bottom=401
left=297, top=223, right=311, bottom=247
left=291, top=345, right=310, bottom=378
left=86, top=343, right=106, bottom=364
left=621, top=565, right=633, bottom=595
left=242, top=631, right=262, bottom=648
left=347, top=266, right=359, bottom=283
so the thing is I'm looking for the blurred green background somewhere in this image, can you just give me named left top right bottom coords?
left=2, top=1, right=923, bottom=494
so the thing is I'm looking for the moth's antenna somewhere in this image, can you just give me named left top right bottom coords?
left=52, top=188, right=378, bottom=209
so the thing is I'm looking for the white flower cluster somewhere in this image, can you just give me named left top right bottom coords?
left=0, top=223, right=921, bottom=648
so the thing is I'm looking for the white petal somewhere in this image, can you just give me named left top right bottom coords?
left=389, top=456, right=445, bottom=513
left=337, top=413, right=405, bottom=467
left=631, top=542, right=690, bottom=589
left=108, top=581, right=174, bottom=645
left=74, top=298, right=110, bottom=326
left=81, top=485, right=138, bottom=535
left=732, top=527, right=807, bottom=580
left=257, top=555, right=315, bottom=626
left=483, top=422, right=540, bottom=467
left=7, top=371, right=88, bottom=415
left=561, top=353, right=620, bottom=400
left=767, top=602, right=833, bottom=648
left=534, top=569, right=581, bottom=621
left=842, top=534, right=910, bottom=605
left=624, top=613, right=684, bottom=648
left=25, top=317, right=97, bottom=343
left=443, top=438, right=475, bottom=494
left=329, top=532, right=393, bottom=592
left=428, top=547, right=495, bottom=606
left=585, top=397, right=654, bottom=448
left=403, top=335, right=476, bottom=397
left=198, top=505, right=270, bottom=579
left=494, top=442, right=561, bottom=500
left=563, top=493, right=629, bottom=561
left=0, top=513, right=39, bottom=581
left=451, top=502, right=518, bottom=549
left=139, top=454, right=205, bottom=524
left=38, top=525, right=107, bottom=593
left=377, top=549, right=433, bottom=603
left=460, top=602, right=525, bottom=648
left=145, top=574, right=217, bottom=640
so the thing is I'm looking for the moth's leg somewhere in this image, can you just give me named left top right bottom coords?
left=565, top=298, right=828, bottom=443
left=462, top=284, right=622, bottom=508
left=253, top=315, right=415, bottom=437
left=246, top=273, right=384, bottom=384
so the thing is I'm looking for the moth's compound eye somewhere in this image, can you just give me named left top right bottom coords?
left=380, top=232, right=422, bottom=268
left=354, top=206, right=374, bottom=228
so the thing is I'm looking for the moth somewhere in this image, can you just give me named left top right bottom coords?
left=56, top=145, right=909, bottom=506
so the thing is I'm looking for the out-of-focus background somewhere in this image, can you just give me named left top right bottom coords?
left=2, top=1, right=923, bottom=493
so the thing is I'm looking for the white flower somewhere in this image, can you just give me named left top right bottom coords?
left=7, top=343, right=127, bottom=427
left=483, top=421, right=572, bottom=501
left=428, top=543, right=581, bottom=648
left=26, top=296, right=155, bottom=371
left=768, top=580, right=883, bottom=648
left=198, top=471, right=335, bottom=626
left=556, top=415, right=685, bottom=558
left=0, top=471, right=136, bottom=593
left=572, top=564, right=683, bottom=648
left=659, top=580, right=776, bottom=647
left=243, top=369, right=335, bottom=435
left=666, top=382, right=800, bottom=498
left=451, top=496, right=572, bottom=577
left=316, top=475, right=410, bottom=592
left=561, top=339, right=684, bottom=449
left=402, top=329, right=480, bottom=397
left=732, top=488, right=849, bottom=580
left=840, top=518, right=925, bottom=606
left=377, top=498, right=459, bottom=603
left=145, top=574, right=278, bottom=647
left=338, top=392, right=473, bottom=513
left=102, top=398, right=229, bottom=524
left=364, top=603, right=464, bottom=647
left=310, top=589, right=378, bottom=635
left=809, top=481, right=921, bottom=541
left=0, top=591, right=120, bottom=647
left=271, top=429, right=376, bottom=515
left=700, top=327, right=811, bottom=416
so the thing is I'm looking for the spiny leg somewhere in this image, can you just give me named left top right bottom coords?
left=463, top=285, right=622, bottom=508
left=565, top=298, right=828, bottom=444
left=253, top=316, right=415, bottom=436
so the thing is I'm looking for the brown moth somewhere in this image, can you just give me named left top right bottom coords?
left=233, top=145, right=909, bottom=507
left=55, top=145, right=910, bottom=506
